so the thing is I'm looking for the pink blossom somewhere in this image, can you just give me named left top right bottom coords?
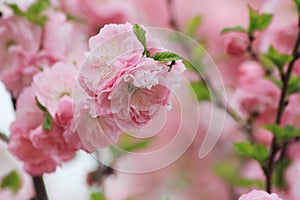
left=282, top=94, right=300, bottom=159
left=285, top=159, right=300, bottom=199
left=8, top=88, right=59, bottom=175
left=234, top=61, right=280, bottom=124
left=109, top=58, right=182, bottom=131
left=292, top=59, right=300, bottom=76
left=73, top=94, right=123, bottom=152
left=238, top=61, right=265, bottom=84
left=32, top=62, right=77, bottom=117
left=0, top=16, right=41, bottom=78
left=43, top=11, right=88, bottom=65
left=10, top=87, right=44, bottom=133
left=253, top=128, right=273, bottom=147
left=257, top=21, right=298, bottom=55
left=33, top=61, right=83, bottom=150
left=87, top=23, right=144, bottom=65
left=0, top=15, right=42, bottom=97
left=8, top=87, right=79, bottom=175
left=55, top=95, right=73, bottom=127
left=9, top=131, right=60, bottom=175
left=29, top=125, right=75, bottom=161
left=58, top=0, right=129, bottom=34
left=239, top=190, right=283, bottom=200
left=130, top=0, right=171, bottom=28
left=282, top=93, right=300, bottom=128
left=258, top=0, right=298, bottom=54
left=2, top=52, right=55, bottom=98
left=76, top=23, right=185, bottom=151
left=223, top=32, right=249, bottom=57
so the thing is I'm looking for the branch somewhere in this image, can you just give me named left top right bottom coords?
left=167, top=0, right=180, bottom=30
left=167, top=0, right=255, bottom=140
left=31, top=176, right=48, bottom=200
left=9, top=96, right=48, bottom=199
left=0, top=132, right=9, bottom=143
left=264, top=17, right=300, bottom=193
left=247, top=34, right=258, bottom=60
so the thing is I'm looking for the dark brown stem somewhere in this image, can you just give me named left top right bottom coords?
left=167, top=0, right=179, bottom=30
left=0, top=132, right=9, bottom=143
left=9, top=95, right=48, bottom=199
left=264, top=17, right=300, bottom=193
left=11, top=96, right=17, bottom=110
left=247, top=34, right=258, bottom=60
left=31, top=176, right=48, bottom=200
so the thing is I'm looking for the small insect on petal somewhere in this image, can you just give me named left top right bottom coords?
left=168, top=60, right=176, bottom=72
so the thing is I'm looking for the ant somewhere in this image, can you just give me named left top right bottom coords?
left=168, top=60, right=176, bottom=72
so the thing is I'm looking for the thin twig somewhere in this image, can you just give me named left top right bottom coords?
left=0, top=132, right=9, bottom=143
left=167, top=0, right=252, bottom=137
left=9, top=95, right=48, bottom=199
left=264, top=17, right=300, bottom=193
left=167, top=0, right=241, bottom=121
left=247, top=34, right=258, bottom=60
left=31, top=176, right=48, bottom=200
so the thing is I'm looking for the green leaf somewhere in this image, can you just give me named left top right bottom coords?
left=1, top=170, right=21, bottom=194
left=133, top=24, right=150, bottom=57
left=35, top=97, right=47, bottom=112
left=288, top=76, right=300, bottom=95
left=27, top=15, right=48, bottom=27
left=27, top=0, right=49, bottom=16
left=221, top=26, right=247, bottom=34
left=273, top=158, right=291, bottom=189
left=182, top=60, right=196, bottom=71
left=118, top=134, right=151, bottom=152
left=110, top=134, right=152, bottom=158
left=42, top=113, right=52, bottom=131
left=294, top=0, right=300, bottom=14
left=234, top=142, right=269, bottom=165
left=214, top=161, right=264, bottom=189
left=122, top=140, right=151, bottom=152
left=152, top=52, right=181, bottom=62
left=6, top=4, right=26, bottom=16
left=133, top=24, right=146, bottom=48
left=160, top=195, right=170, bottom=200
left=249, top=6, right=273, bottom=35
left=36, top=97, right=53, bottom=131
left=264, top=46, right=293, bottom=71
left=90, top=192, right=106, bottom=200
left=234, top=178, right=264, bottom=189
left=6, top=0, right=49, bottom=27
left=190, top=81, right=211, bottom=101
left=264, top=75, right=282, bottom=88
left=186, top=15, right=202, bottom=37
left=66, top=13, right=86, bottom=23
left=214, top=161, right=238, bottom=183
left=259, top=54, right=275, bottom=70
left=264, top=124, right=300, bottom=145
left=143, top=49, right=151, bottom=57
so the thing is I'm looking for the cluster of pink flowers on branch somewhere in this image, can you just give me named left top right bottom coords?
left=2, top=1, right=185, bottom=175
left=76, top=23, right=185, bottom=152
left=2, top=0, right=300, bottom=199
left=8, top=62, right=81, bottom=175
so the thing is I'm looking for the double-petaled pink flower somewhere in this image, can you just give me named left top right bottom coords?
left=76, top=23, right=185, bottom=152
left=239, top=190, right=283, bottom=200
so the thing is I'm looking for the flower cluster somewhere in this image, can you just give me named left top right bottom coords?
left=1, top=0, right=184, bottom=175
left=76, top=23, right=185, bottom=152
left=1, top=0, right=300, bottom=199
